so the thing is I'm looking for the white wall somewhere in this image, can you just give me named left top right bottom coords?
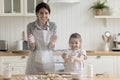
left=0, top=0, right=120, bottom=51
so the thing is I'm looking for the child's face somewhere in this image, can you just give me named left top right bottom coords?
left=69, top=38, right=81, bottom=50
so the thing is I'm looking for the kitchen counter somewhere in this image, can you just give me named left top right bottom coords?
left=86, top=51, right=120, bottom=56
left=0, top=50, right=29, bottom=56
left=0, top=50, right=120, bottom=56
left=53, top=51, right=120, bottom=56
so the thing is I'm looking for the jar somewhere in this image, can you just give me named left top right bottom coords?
left=87, top=64, right=93, bottom=78
left=2, top=63, right=12, bottom=79
left=104, top=42, right=109, bottom=51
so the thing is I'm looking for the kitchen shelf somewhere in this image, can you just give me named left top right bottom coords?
left=95, top=15, right=120, bottom=27
left=48, top=0, right=80, bottom=3
left=95, top=15, right=120, bottom=18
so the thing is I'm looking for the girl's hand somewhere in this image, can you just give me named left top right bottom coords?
left=71, top=56, right=76, bottom=62
left=64, top=55, right=74, bottom=63
left=62, top=53, right=68, bottom=59
left=29, top=34, right=35, bottom=44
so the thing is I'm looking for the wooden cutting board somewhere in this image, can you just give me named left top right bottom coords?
left=12, top=50, right=29, bottom=54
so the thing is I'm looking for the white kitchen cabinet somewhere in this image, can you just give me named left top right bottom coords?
left=53, top=55, right=64, bottom=72
left=24, top=0, right=80, bottom=16
left=1, top=0, right=23, bottom=16
left=86, top=56, right=116, bottom=76
left=24, top=0, right=48, bottom=16
left=0, top=0, right=44, bottom=16
left=116, top=56, right=120, bottom=78
left=0, top=0, right=80, bottom=16
left=0, top=56, right=28, bottom=75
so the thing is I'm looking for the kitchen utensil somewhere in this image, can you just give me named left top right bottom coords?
left=102, top=31, right=112, bottom=43
left=22, top=31, right=28, bottom=50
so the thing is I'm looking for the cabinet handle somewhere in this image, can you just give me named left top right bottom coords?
left=21, top=56, right=26, bottom=59
left=96, top=56, right=101, bottom=59
left=12, top=68, right=14, bottom=71
left=56, top=59, right=59, bottom=61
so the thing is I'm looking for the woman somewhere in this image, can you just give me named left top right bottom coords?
left=26, top=2, right=57, bottom=74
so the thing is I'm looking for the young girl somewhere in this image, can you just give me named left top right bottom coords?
left=62, top=33, right=87, bottom=72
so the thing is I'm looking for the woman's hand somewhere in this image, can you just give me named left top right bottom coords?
left=29, top=34, right=35, bottom=43
left=49, top=34, right=57, bottom=48
left=29, top=34, right=35, bottom=48
left=50, top=34, right=57, bottom=43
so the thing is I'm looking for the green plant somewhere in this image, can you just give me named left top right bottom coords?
left=90, top=0, right=109, bottom=10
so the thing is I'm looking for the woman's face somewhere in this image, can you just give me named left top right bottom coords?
left=69, top=38, right=81, bottom=50
left=36, top=8, right=49, bottom=23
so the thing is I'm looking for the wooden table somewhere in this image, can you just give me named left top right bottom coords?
left=80, top=74, right=120, bottom=80
left=0, top=74, right=119, bottom=80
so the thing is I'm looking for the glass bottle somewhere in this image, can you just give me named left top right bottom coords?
left=87, top=63, right=93, bottom=78
left=2, top=63, right=12, bottom=79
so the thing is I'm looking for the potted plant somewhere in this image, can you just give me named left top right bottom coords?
left=89, top=0, right=109, bottom=15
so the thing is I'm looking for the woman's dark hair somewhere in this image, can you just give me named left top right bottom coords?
left=35, top=2, right=51, bottom=14
left=69, top=33, right=82, bottom=43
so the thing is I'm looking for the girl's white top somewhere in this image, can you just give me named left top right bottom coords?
left=63, top=49, right=87, bottom=72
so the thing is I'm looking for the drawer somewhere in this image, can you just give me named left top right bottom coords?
left=53, top=56, right=64, bottom=62
left=1, top=62, right=27, bottom=67
left=1, top=56, right=28, bottom=62
left=88, top=56, right=114, bottom=59
left=11, top=67, right=26, bottom=74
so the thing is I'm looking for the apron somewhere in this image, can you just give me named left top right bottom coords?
left=64, top=50, right=84, bottom=73
left=26, top=27, right=55, bottom=74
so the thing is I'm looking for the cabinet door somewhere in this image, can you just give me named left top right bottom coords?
left=24, top=0, right=46, bottom=16
left=0, top=56, right=28, bottom=75
left=11, top=67, right=26, bottom=74
left=86, top=56, right=116, bottom=75
left=1, top=0, right=23, bottom=16
left=53, top=55, right=64, bottom=72
left=116, top=56, right=120, bottom=78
